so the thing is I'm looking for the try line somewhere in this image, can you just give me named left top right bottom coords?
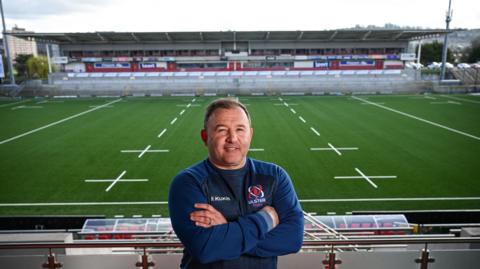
left=352, top=96, right=480, bottom=141
left=0, top=98, right=123, bottom=145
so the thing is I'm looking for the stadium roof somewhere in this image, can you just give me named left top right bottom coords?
left=9, top=30, right=451, bottom=44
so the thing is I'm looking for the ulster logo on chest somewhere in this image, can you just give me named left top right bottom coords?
left=247, top=185, right=266, bottom=207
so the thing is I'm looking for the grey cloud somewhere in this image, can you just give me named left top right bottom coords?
left=3, top=0, right=114, bottom=19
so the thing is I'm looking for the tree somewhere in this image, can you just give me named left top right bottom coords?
left=461, top=36, right=480, bottom=63
left=26, top=56, right=49, bottom=79
left=416, top=41, right=454, bottom=65
left=14, top=54, right=33, bottom=78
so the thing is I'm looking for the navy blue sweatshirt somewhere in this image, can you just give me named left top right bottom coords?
left=168, top=158, right=304, bottom=269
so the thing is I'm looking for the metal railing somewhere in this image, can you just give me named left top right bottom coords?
left=1, top=237, right=479, bottom=269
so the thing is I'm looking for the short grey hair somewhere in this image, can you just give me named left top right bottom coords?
left=204, top=98, right=251, bottom=129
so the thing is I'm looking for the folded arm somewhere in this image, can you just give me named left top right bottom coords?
left=247, top=167, right=304, bottom=257
left=168, top=172, right=276, bottom=264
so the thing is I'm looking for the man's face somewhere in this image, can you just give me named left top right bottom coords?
left=202, top=107, right=253, bottom=170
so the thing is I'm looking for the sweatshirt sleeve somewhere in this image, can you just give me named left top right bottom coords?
left=247, top=167, right=304, bottom=257
left=168, top=171, right=272, bottom=264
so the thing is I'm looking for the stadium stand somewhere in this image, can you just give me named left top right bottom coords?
left=9, top=29, right=463, bottom=96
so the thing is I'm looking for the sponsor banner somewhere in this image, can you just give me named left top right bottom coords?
left=94, top=62, right=130, bottom=69
left=143, top=57, right=157, bottom=62
left=140, top=62, right=156, bottom=69
left=81, top=57, right=102, bottom=62
left=386, top=54, right=400, bottom=60
left=113, top=57, right=132, bottom=62
left=384, top=60, right=403, bottom=66
left=51, top=56, right=68, bottom=64
left=369, top=54, right=384, bottom=60
left=307, top=56, right=327, bottom=60
left=314, top=61, right=329, bottom=68
left=354, top=55, right=369, bottom=59
left=400, top=53, right=416, bottom=61
left=158, top=57, right=175, bottom=62
left=339, top=60, right=375, bottom=66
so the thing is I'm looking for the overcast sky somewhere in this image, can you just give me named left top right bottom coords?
left=2, top=0, right=479, bottom=33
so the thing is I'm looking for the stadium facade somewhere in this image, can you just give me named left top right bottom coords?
left=10, top=29, right=451, bottom=96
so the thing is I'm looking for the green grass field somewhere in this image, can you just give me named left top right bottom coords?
left=1, top=94, right=479, bottom=217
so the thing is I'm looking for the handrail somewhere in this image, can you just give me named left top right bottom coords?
left=1, top=237, right=479, bottom=250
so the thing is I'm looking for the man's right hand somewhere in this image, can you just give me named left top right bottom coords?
left=261, top=205, right=279, bottom=228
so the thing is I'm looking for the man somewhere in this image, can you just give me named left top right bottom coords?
left=169, top=98, right=304, bottom=269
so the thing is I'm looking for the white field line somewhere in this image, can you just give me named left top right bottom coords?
left=0, top=98, right=122, bottom=145
left=290, top=108, right=297, bottom=114
left=88, top=105, right=114, bottom=108
left=249, top=148, right=265, bottom=152
left=85, top=179, right=148, bottom=182
left=352, top=96, right=480, bottom=141
left=0, top=99, right=30, bottom=108
left=310, top=147, right=358, bottom=151
left=177, top=104, right=200, bottom=107
left=299, top=197, right=480, bottom=203
left=121, top=149, right=169, bottom=153
left=310, top=127, right=320, bottom=136
left=335, top=176, right=397, bottom=179
left=138, top=145, right=152, bottom=158
left=36, top=100, right=64, bottom=104
left=105, top=170, right=127, bottom=192
left=361, top=102, right=385, bottom=105
left=2, top=197, right=480, bottom=206
left=299, top=116, right=306, bottom=123
left=410, top=96, right=437, bottom=100
left=180, top=109, right=185, bottom=115
left=170, top=117, right=177, bottom=125
left=192, top=98, right=196, bottom=102
left=355, top=168, right=378, bottom=188
left=328, top=143, right=342, bottom=156
left=158, top=128, right=167, bottom=138
left=11, top=105, right=43, bottom=110
left=278, top=97, right=283, bottom=101
left=430, top=101, right=461, bottom=105
left=441, top=94, right=480, bottom=104
left=283, top=102, right=289, bottom=107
